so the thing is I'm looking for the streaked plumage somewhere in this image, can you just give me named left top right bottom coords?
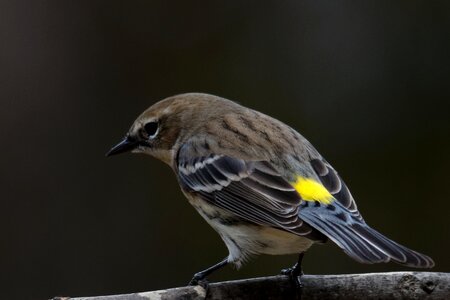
left=107, top=93, right=434, bottom=283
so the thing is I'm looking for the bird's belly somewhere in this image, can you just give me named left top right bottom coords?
left=188, top=196, right=313, bottom=265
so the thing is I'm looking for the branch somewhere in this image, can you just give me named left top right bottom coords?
left=57, top=272, right=450, bottom=300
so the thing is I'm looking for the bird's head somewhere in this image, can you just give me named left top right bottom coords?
left=106, top=93, right=229, bottom=165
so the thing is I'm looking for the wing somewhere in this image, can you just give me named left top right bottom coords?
left=177, top=148, right=434, bottom=268
left=309, top=158, right=362, bottom=220
left=177, top=152, right=325, bottom=242
left=301, top=158, right=434, bottom=268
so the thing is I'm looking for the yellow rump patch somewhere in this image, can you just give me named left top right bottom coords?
left=292, top=177, right=333, bottom=204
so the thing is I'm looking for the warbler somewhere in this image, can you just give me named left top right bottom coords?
left=106, top=93, right=434, bottom=285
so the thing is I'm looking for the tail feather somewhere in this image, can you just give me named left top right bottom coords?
left=314, top=217, right=388, bottom=263
left=299, top=201, right=434, bottom=268
left=350, top=222, right=434, bottom=268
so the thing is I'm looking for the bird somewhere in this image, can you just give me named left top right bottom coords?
left=106, top=93, right=434, bottom=286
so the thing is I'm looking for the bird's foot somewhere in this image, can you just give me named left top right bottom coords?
left=188, top=272, right=209, bottom=288
left=281, top=253, right=305, bottom=299
left=188, top=257, right=228, bottom=287
left=280, top=265, right=304, bottom=289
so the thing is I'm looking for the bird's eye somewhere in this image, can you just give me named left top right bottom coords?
left=144, top=121, right=159, bottom=138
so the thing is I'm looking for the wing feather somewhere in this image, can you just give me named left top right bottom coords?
left=178, top=153, right=324, bottom=241
left=177, top=147, right=434, bottom=268
left=310, top=159, right=361, bottom=219
left=299, top=200, right=434, bottom=267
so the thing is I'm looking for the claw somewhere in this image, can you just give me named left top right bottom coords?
left=188, top=276, right=209, bottom=289
left=281, top=266, right=304, bottom=288
left=280, top=267, right=294, bottom=276
left=280, top=252, right=305, bottom=298
left=188, top=273, right=207, bottom=286
left=188, top=257, right=228, bottom=286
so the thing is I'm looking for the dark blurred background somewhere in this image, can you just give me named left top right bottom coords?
left=1, top=1, right=449, bottom=299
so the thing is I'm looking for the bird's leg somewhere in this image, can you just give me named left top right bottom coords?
left=281, top=252, right=305, bottom=288
left=189, top=257, right=229, bottom=286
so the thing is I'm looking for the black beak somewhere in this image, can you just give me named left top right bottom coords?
left=106, top=136, right=138, bottom=157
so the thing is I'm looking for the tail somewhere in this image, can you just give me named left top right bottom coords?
left=299, top=201, right=434, bottom=268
